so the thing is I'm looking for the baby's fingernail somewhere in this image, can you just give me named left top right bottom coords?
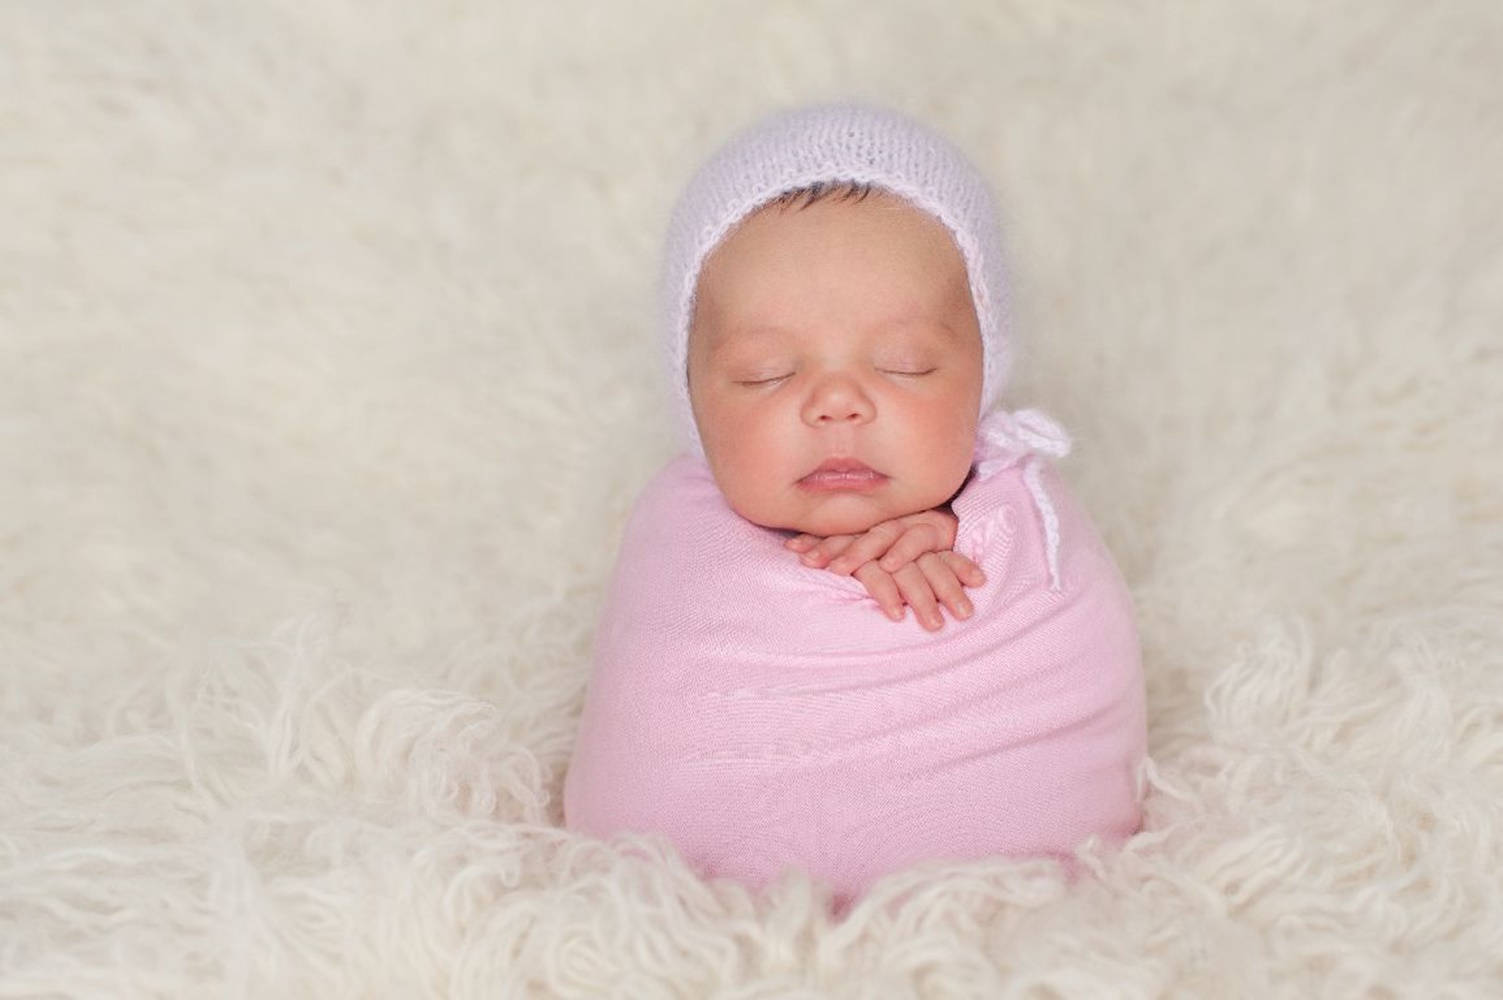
left=887, top=607, right=903, bottom=621
left=957, top=600, right=972, bottom=617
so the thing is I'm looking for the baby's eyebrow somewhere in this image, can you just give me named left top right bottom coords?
left=705, top=324, right=786, bottom=360
left=724, top=323, right=789, bottom=340
left=730, top=316, right=952, bottom=340
left=706, top=315, right=958, bottom=360
left=876, top=319, right=964, bottom=349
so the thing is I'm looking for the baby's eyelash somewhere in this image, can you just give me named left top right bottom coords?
left=733, top=367, right=935, bottom=386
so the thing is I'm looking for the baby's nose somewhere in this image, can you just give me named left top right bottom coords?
left=802, top=375, right=875, bottom=425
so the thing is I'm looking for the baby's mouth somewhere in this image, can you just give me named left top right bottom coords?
left=797, top=459, right=888, bottom=492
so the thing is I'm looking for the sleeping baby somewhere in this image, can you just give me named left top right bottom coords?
left=563, top=103, right=1147, bottom=914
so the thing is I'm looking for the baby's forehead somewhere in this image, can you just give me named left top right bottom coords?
left=687, top=185, right=977, bottom=351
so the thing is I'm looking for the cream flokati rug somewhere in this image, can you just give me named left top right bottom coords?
left=3, top=0, right=1502, bottom=996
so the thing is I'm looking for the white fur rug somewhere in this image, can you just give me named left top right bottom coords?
left=4, top=2, right=1501, bottom=996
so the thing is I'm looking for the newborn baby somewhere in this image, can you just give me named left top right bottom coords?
left=564, top=104, right=1146, bottom=913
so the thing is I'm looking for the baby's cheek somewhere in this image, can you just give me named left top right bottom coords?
left=913, top=410, right=979, bottom=502
left=709, top=456, right=804, bottom=533
left=708, top=425, right=794, bottom=511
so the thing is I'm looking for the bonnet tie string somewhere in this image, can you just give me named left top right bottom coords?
left=972, top=409, right=1073, bottom=592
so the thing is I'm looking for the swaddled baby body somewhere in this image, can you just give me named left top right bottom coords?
left=563, top=104, right=1146, bottom=913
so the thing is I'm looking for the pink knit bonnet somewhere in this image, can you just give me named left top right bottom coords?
left=659, top=101, right=1012, bottom=458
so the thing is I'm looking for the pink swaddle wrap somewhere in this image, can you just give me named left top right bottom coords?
left=563, top=410, right=1146, bottom=908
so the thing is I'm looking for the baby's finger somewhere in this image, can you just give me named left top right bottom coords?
left=800, top=534, right=857, bottom=568
left=784, top=534, right=820, bottom=552
left=853, top=562, right=905, bottom=621
left=893, top=563, right=944, bottom=631
left=826, top=520, right=904, bottom=575
left=900, top=508, right=959, bottom=550
left=939, top=550, right=987, bottom=587
left=918, top=552, right=973, bottom=621
left=875, top=523, right=943, bottom=572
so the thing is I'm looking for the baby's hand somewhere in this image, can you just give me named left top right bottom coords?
left=788, top=508, right=964, bottom=575
left=785, top=509, right=986, bottom=631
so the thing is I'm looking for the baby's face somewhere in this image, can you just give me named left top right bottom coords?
left=687, top=189, right=983, bottom=536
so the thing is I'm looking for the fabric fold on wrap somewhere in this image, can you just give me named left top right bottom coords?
left=973, top=408, right=1074, bottom=592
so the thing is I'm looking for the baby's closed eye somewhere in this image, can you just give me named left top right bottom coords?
left=873, top=345, right=941, bottom=377
left=731, top=363, right=935, bottom=386
left=734, top=373, right=793, bottom=387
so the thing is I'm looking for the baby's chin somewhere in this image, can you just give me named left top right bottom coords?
left=759, top=496, right=919, bottom=537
